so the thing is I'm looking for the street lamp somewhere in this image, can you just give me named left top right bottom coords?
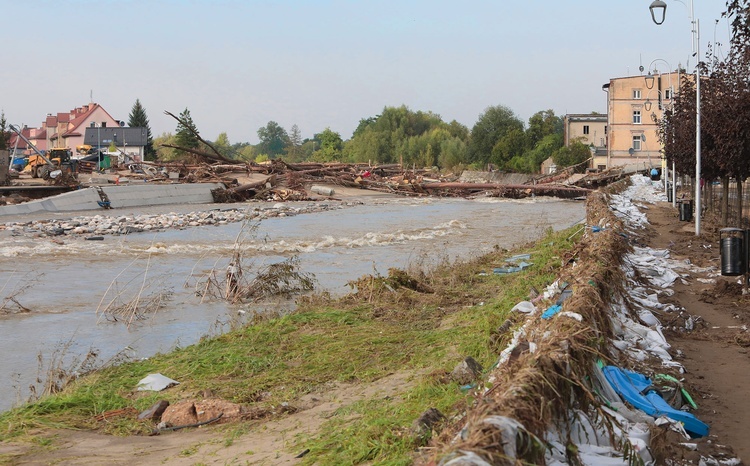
left=650, top=0, right=667, bottom=25
left=649, top=0, right=701, bottom=236
left=645, top=58, right=675, bottom=201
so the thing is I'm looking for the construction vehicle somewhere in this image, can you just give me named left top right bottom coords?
left=8, top=124, right=76, bottom=180
left=76, top=144, right=93, bottom=155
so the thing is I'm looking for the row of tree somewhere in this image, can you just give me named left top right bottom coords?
left=145, top=104, right=593, bottom=173
left=658, top=0, right=750, bottom=224
left=1, top=85, right=593, bottom=175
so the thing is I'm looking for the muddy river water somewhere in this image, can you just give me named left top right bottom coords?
left=0, top=195, right=584, bottom=412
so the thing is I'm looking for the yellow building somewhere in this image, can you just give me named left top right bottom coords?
left=602, top=71, right=682, bottom=169
left=563, top=114, right=607, bottom=170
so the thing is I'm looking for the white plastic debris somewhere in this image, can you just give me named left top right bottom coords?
left=511, top=301, right=537, bottom=314
left=559, top=311, right=583, bottom=321
left=136, top=373, right=180, bottom=391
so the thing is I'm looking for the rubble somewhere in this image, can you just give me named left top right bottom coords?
left=1, top=202, right=354, bottom=238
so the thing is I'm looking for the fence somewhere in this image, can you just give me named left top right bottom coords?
left=671, top=175, right=750, bottom=228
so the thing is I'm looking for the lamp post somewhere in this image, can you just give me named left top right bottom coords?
left=649, top=0, right=701, bottom=236
left=646, top=58, right=674, bottom=199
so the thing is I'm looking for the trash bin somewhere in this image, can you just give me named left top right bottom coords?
left=678, top=199, right=693, bottom=221
left=667, top=183, right=673, bottom=203
left=720, top=228, right=746, bottom=276
left=99, top=155, right=111, bottom=170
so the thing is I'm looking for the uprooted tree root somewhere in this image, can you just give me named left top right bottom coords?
left=424, top=184, right=641, bottom=464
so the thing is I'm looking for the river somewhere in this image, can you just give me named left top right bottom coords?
left=0, top=194, right=585, bottom=412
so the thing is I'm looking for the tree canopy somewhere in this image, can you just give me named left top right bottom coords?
left=127, top=99, right=155, bottom=160
left=257, top=121, right=289, bottom=158
left=468, top=105, right=525, bottom=166
left=173, top=108, right=200, bottom=159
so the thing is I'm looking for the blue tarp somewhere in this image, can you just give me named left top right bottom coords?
left=603, top=366, right=709, bottom=438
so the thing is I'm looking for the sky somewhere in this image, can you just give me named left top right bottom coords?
left=0, top=0, right=733, bottom=145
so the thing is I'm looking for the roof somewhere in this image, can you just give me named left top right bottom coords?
left=565, top=114, right=607, bottom=122
left=83, top=127, right=149, bottom=146
left=65, top=103, right=120, bottom=136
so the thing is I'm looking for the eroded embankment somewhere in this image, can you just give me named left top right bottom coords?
left=425, top=179, right=711, bottom=465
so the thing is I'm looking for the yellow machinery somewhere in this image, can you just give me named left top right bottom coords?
left=76, top=144, right=93, bottom=155
left=9, top=124, right=75, bottom=180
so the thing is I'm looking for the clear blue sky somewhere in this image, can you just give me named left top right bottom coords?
left=0, top=0, right=731, bottom=145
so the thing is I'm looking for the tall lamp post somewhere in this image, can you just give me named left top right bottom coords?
left=644, top=58, right=676, bottom=204
left=650, top=0, right=701, bottom=236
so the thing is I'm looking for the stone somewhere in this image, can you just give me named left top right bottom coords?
left=160, top=399, right=244, bottom=426
left=411, top=407, right=445, bottom=439
left=450, top=356, right=483, bottom=385
left=138, top=400, right=170, bottom=421
left=161, top=402, right=198, bottom=426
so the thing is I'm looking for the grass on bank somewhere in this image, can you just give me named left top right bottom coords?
left=0, top=224, right=584, bottom=464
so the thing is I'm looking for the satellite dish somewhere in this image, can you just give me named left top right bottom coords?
left=641, top=134, right=646, bottom=142
left=629, top=148, right=635, bottom=156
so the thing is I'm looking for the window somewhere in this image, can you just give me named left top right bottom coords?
left=633, top=89, right=641, bottom=99
left=632, top=135, right=642, bottom=151
left=633, top=110, right=641, bottom=124
left=583, top=125, right=590, bottom=135
left=664, top=88, right=673, bottom=100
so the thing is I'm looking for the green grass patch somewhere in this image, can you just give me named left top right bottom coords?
left=0, top=224, right=583, bottom=464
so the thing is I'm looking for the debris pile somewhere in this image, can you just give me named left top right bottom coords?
left=427, top=175, right=740, bottom=465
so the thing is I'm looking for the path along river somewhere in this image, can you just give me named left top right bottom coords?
left=0, top=193, right=584, bottom=412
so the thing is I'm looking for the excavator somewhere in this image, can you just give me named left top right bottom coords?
left=9, top=124, right=75, bottom=180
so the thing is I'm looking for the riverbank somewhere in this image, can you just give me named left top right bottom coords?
left=0, top=203, right=584, bottom=464
left=0, top=176, right=747, bottom=465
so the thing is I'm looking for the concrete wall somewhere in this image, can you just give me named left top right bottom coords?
left=0, top=182, right=226, bottom=216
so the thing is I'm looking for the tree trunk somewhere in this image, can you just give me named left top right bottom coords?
left=736, top=177, right=744, bottom=228
left=722, top=176, right=730, bottom=227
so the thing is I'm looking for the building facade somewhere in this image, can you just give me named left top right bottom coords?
left=602, top=71, right=682, bottom=170
left=563, top=114, right=607, bottom=170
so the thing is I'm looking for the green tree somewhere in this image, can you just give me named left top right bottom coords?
left=237, top=145, right=257, bottom=162
left=127, top=99, right=155, bottom=160
left=0, top=110, right=7, bottom=151
left=526, top=110, right=562, bottom=149
left=257, top=121, right=289, bottom=158
left=344, top=105, right=468, bottom=167
left=468, top=105, right=524, bottom=166
left=285, top=124, right=304, bottom=162
left=491, top=127, right=526, bottom=168
left=352, top=116, right=378, bottom=138
left=552, top=140, right=592, bottom=171
left=153, top=131, right=177, bottom=161
left=312, top=128, right=343, bottom=163
left=213, top=132, right=232, bottom=158
left=173, top=108, right=200, bottom=159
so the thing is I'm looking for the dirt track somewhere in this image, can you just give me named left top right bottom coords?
left=644, top=202, right=750, bottom=462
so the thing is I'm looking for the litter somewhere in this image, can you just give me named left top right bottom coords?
left=493, top=261, right=532, bottom=274
left=541, top=304, right=562, bottom=320
left=136, top=373, right=180, bottom=392
left=602, top=366, right=708, bottom=438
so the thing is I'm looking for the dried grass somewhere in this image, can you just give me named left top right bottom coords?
left=193, top=220, right=316, bottom=304
left=426, top=184, right=640, bottom=464
left=95, top=252, right=173, bottom=327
